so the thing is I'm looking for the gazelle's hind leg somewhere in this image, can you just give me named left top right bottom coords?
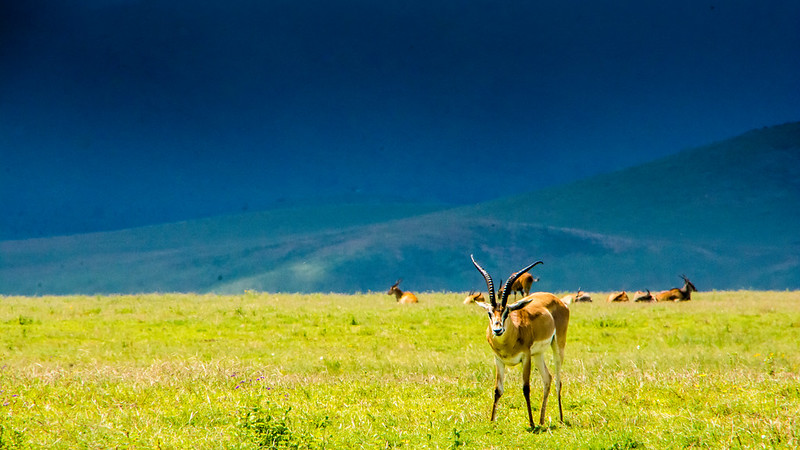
left=550, top=337, right=564, bottom=422
left=521, top=354, right=535, bottom=428
left=533, top=353, right=551, bottom=426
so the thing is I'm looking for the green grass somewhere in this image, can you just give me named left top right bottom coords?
left=1, top=291, right=799, bottom=448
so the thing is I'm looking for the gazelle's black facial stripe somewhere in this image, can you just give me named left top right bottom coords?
left=488, top=306, right=511, bottom=335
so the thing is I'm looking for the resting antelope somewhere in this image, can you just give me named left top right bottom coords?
left=574, top=289, right=592, bottom=303
left=607, top=291, right=629, bottom=302
left=387, top=279, right=418, bottom=304
left=656, top=275, right=697, bottom=302
left=632, top=289, right=655, bottom=302
left=464, top=291, right=486, bottom=305
left=510, top=272, right=539, bottom=299
left=470, top=255, right=570, bottom=427
left=561, top=289, right=592, bottom=305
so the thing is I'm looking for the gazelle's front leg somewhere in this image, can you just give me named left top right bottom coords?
left=491, top=357, right=506, bottom=421
left=521, top=353, right=535, bottom=428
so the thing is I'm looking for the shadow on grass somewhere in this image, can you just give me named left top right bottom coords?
left=526, top=421, right=569, bottom=434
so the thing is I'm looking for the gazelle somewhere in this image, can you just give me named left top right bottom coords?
left=632, top=289, right=655, bottom=302
left=656, top=275, right=697, bottom=302
left=387, top=279, right=418, bottom=304
left=607, top=291, right=629, bottom=302
left=510, top=272, right=539, bottom=299
left=470, top=255, right=570, bottom=427
left=464, top=291, right=486, bottom=305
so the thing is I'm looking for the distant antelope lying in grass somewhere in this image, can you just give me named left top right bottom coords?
left=632, top=290, right=655, bottom=302
left=656, top=275, right=697, bottom=302
left=560, top=289, right=591, bottom=305
left=387, top=279, right=418, bottom=304
left=464, top=291, right=486, bottom=305
left=574, top=289, right=592, bottom=303
left=607, top=291, right=629, bottom=302
left=470, top=255, right=570, bottom=428
left=510, top=272, right=539, bottom=299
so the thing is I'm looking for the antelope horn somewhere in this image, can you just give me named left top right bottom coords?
left=470, top=255, right=496, bottom=306
left=499, top=261, right=543, bottom=307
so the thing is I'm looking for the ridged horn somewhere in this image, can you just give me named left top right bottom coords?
left=470, top=255, right=496, bottom=306
left=499, top=261, right=543, bottom=307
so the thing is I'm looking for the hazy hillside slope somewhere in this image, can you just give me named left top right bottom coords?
left=472, top=122, right=800, bottom=247
left=1, top=123, right=798, bottom=295
left=0, top=202, right=448, bottom=294
left=220, top=122, right=800, bottom=292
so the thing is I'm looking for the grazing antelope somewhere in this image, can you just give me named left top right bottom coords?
left=470, top=255, right=570, bottom=427
left=656, top=275, right=697, bottom=302
left=464, top=291, right=486, bottom=305
left=632, top=289, right=655, bottom=302
left=607, top=291, right=629, bottom=302
left=387, top=279, right=418, bottom=304
left=510, top=272, right=539, bottom=299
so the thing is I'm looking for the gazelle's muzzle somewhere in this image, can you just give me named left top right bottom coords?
left=490, top=314, right=506, bottom=336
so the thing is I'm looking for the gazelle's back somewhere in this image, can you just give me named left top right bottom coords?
left=524, top=292, right=569, bottom=347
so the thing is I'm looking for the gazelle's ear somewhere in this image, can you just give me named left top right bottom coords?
left=507, top=297, right=534, bottom=311
left=474, top=301, right=493, bottom=312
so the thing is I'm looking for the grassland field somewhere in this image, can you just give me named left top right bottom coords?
left=1, top=291, right=799, bottom=449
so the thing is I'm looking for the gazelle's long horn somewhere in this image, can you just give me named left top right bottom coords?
left=499, top=261, right=543, bottom=307
left=471, top=255, right=496, bottom=306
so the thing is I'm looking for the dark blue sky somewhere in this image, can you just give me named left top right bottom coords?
left=2, top=0, right=799, bottom=239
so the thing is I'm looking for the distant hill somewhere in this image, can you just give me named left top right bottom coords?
left=2, top=122, right=798, bottom=295
left=472, top=121, right=800, bottom=247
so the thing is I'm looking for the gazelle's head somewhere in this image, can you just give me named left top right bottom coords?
left=471, top=255, right=543, bottom=337
left=680, top=275, right=697, bottom=292
left=387, top=279, right=403, bottom=297
left=464, top=291, right=485, bottom=304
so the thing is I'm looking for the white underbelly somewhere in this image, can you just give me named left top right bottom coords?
left=498, top=352, right=525, bottom=366
left=529, top=336, right=553, bottom=355
left=497, top=336, right=554, bottom=366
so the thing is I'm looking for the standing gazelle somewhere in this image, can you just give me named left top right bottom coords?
left=470, top=255, right=570, bottom=427
left=510, top=272, right=539, bottom=299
